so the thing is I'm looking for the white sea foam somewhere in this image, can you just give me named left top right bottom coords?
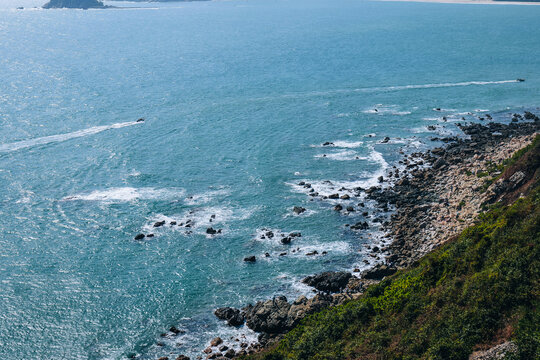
left=314, top=149, right=361, bottom=161
left=291, top=147, right=388, bottom=198
left=311, top=140, right=364, bottom=148
left=63, top=187, right=185, bottom=202
left=0, top=121, right=141, bottom=153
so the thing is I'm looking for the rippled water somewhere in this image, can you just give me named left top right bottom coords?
left=1, top=0, right=539, bottom=358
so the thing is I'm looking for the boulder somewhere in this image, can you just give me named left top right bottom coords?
left=293, top=206, right=306, bottom=215
left=214, top=307, right=244, bottom=326
left=302, top=271, right=352, bottom=293
left=153, top=221, right=166, bottom=228
left=134, top=234, right=145, bottom=240
left=244, top=256, right=256, bottom=263
left=280, top=237, right=292, bottom=245
left=362, top=264, right=396, bottom=280
left=243, top=296, right=291, bottom=334
left=210, top=337, right=223, bottom=347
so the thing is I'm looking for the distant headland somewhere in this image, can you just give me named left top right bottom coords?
left=42, top=0, right=108, bottom=8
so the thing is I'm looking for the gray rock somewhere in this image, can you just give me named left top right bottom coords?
left=214, top=307, right=244, bottom=327
left=302, top=271, right=352, bottom=293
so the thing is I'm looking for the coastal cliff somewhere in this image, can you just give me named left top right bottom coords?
left=242, top=131, right=540, bottom=359
left=237, top=127, right=540, bottom=360
left=190, top=114, right=539, bottom=360
left=42, top=0, right=106, bottom=8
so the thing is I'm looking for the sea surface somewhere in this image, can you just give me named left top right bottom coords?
left=1, top=0, right=540, bottom=359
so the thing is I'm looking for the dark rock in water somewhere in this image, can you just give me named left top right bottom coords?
left=210, top=337, right=223, bottom=347
left=244, top=256, right=256, bottom=262
left=340, top=194, right=350, bottom=200
left=306, top=250, right=318, bottom=256
left=265, top=231, right=274, bottom=238
left=264, top=252, right=270, bottom=257
left=346, top=206, right=355, bottom=212
left=206, top=227, right=218, bottom=235
left=214, top=307, right=245, bottom=326
left=427, top=125, right=436, bottom=131
left=176, top=355, right=190, bottom=360
left=524, top=111, right=539, bottom=121
left=362, top=264, right=396, bottom=280
left=153, top=221, right=166, bottom=228
left=334, top=204, right=343, bottom=211
left=378, top=176, right=384, bottom=183
left=381, top=136, right=390, bottom=143
left=170, top=221, right=177, bottom=226
left=224, top=349, right=236, bottom=358
left=328, top=193, right=339, bottom=199
left=350, top=221, right=369, bottom=230
left=134, top=234, right=145, bottom=240
left=293, top=206, right=306, bottom=215
left=43, top=0, right=107, bottom=8
left=289, top=232, right=301, bottom=238
left=280, top=237, right=292, bottom=245
left=146, top=233, right=155, bottom=238
left=322, top=142, right=334, bottom=146
left=169, top=326, right=182, bottom=335
left=136, top=118, right=145, bottom=122
left=302, top=271, right=352, bottom=293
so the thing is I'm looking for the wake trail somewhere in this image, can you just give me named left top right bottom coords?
left=0, top=121, right=141, bottom=153
left=248, top=79, right=521, bottom=102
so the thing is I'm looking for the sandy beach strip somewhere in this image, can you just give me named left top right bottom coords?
left=378, top=0, right=540, bottom=5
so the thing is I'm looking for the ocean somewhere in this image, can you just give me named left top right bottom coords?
left=0, top=0, right=539, bottom=358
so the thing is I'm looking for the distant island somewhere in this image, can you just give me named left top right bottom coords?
left=42, top=0, right=108, bottom=8
left=42, top=0, right=209, bottom=8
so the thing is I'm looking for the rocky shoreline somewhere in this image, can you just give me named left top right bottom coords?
left=165, top=112, right=539, bottom=360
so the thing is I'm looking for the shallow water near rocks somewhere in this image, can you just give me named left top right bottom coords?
left=1, top=0, right=540, bottom=359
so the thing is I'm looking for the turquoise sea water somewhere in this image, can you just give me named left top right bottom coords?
left=1, top=0, right=540, bottom=359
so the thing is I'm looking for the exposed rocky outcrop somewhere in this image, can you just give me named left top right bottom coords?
left=302, top=271, right=352, bottom=293
left=469, top=341, right=518, bottom=360
left=43, top=0, right=107, bottom=8
left=367, top=118, right=539, bottom=270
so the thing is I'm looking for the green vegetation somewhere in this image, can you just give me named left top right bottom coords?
left=248, top=141, right=540, bottom=360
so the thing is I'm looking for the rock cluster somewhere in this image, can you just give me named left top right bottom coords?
left=367, top=118, right=539, bottom=269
